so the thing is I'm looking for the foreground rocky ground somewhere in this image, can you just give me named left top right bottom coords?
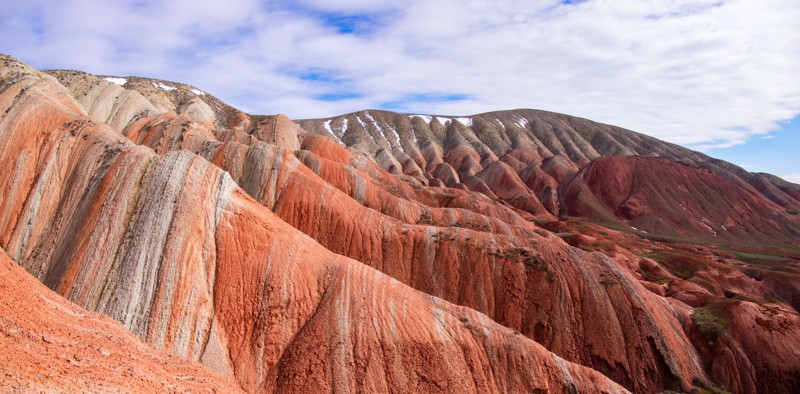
left=1, top=53, right=799, bottom=393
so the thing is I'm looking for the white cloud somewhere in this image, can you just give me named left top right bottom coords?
left=783, top=173, right=800, bottom=184
left=1, top=0, right=799, bottom=149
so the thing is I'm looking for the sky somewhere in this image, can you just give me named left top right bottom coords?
left=1, top=0, right=799, bottom=182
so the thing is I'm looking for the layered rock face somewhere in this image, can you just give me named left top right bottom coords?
left=0, top=249, right=243, bottom=392
left=121, top=106, right=708, bottom=393
left=2, top=55, right=632, bottom=393
left=297, top=110, right=800, bottom=238
left=2, top=53, right=799, bottom=393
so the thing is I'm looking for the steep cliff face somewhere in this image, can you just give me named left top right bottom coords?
left=1, top=54, right=633, bottom=393
left=5, top=54, right=800, bottom=393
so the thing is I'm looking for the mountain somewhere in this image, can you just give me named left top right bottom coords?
left=1, top=53, right=799, bottom=393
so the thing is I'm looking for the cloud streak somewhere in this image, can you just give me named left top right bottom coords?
left=1, top=0, right=799, bottom=148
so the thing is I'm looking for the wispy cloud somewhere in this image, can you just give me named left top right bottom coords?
left=783, top=173, right=800, bottom=184
left=1, top=0, right=799, bottom=148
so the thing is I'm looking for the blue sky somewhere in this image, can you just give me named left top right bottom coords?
left=706, top=117, right=800, bottom=183
left=1, top=0, right=799, bottom=182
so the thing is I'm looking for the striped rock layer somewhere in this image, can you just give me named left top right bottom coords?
left=1, top=54, right=798, bottom=393
left=2, top=55, right=632, bottom=393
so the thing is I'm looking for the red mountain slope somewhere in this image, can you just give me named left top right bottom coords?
left=0, top=54, right=797, bottom=393
left=1, top=54, right=631, bottom=393
left=559, top=156, right=800, bottom=244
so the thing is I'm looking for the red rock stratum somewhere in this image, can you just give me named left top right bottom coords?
left=1, top=54, right=633, bottom=393
left=1, top=53, right=799, bottom=393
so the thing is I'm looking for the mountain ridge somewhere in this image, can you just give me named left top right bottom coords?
left=2, top=53, right=799, bottom=393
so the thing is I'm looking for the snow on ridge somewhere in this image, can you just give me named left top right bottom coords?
left=436, top=116, right=451, bottom=125
left=324, top=120, right=344, bottom=145
left=365, top=112, right=388, bottom=142
left=190, top=88, right=205, bottom=95
left=409, top=115, right=472, bottom=127
left=103, top=77, right=127, bottom=86
left=515, top=115, right=529, bottom=129
left=455, top=117, right=472, bottom=126
left=389, top=126, right=401, bottom=145
left=411, top=114, right=433, bottom=123
left=153, top=82, right=176, bottom=91
left=355, top=116, right=377, bottom=144
left=338, top=118, right=348, bottom=138
left=323, top=120, right=334, bottom=135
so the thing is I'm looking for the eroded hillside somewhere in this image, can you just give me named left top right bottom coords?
left=0, top=53, right=797, bottom=393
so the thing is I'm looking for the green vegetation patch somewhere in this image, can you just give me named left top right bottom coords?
left=639, top=250, right=707, bottom=279
left=692, top=301, right=733, bottom=342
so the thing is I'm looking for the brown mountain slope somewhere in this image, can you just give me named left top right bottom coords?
left=1, top=54, right=633, bottom=393
left=88, top=68, right=800, bottom=393
left=0, top=248, right=243, bottom=392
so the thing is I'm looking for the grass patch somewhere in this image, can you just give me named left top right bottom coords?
left=722, top=249, right=792, bottom=267
left=692, top=301, right=733, bottom=342
left=639, top=250, right=707, bottom=279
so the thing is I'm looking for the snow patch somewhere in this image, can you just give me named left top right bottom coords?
left=365, top=112, right=388, bottom=142
left=411, top=114, right=433, bottom=124
left=356, top=116, right=377, bottom=144
left=515, top=116, right=529, bottom=129
left=436, top=116, right=451, bottom=125
left=153, top=82, right=176, bottom=91
left=454, top=117, right=472, bottom=127
left=103, top=77, right=127, bottom=85
left=338, top=118, right=348, bottom=138
left=323, top=120, right=334, bottom=135
left=389, top=126, right=401, bottom=145
left=190, top=88, right=205, bottom=95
